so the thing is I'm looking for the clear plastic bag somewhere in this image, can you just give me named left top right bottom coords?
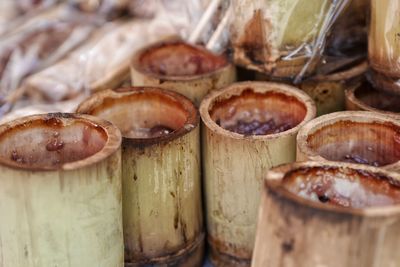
left=0, top=4, right=99, bottom=104
left=230, top=0, right=352, bottom=82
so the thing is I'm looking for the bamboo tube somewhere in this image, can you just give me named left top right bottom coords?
left=0, top=113, right=123, bottom=267
left=230, top=0, right=336, bottom=78
left=297, top=111, right=400, bottom=172
left=369, top=0, right=400, bottom=79
left=298, top=61, right=367, bottom=116
left=77, top=87, right=204, bottom=266
left=252, top=161, right=400, bottom=267
left=199, top=81, right=316, bottom=266
left=345, top=82, right=400, bottom=117
left=130, top=40, right=236, bottom=106
left=257, top=61, right=368, bottom=116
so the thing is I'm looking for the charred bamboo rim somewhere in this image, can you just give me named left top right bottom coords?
left=77, top=87, right=199, bottom=147
left=200, top=81, right=316, bottom=140
left=297, top=111, right=400, bottom=168
left=345, top=82, right=400, bottom=117
left=265, top=161, right=400, bottom=216
left=0, top=113, right=121, bottom=171
left=131, top=39, right=232, bottom=81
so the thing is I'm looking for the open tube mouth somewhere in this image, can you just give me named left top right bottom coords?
left=200, top=82, right=315, bottom=139
left=353, top=82, right=400, bottom=113
left=132, top=40, right=230, bottom=80
left=266, top=161, right=400, bottom=215
left=77, top=87, right=199, bottom=147
left=0, top=113, right=121, bottom=171
left=299, top=112, right=400, bottom=167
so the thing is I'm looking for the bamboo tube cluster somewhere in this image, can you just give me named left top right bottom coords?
left=0, top=113, right=123, bottom=267
left=252, top=161, right=400, bottom=267
left=77, top=87, right=204, bottom=266
left=297, top=111, right=400, bottom=172
left=130, top=40, right=236, bottom=106
left=200, top=81, right=316, bottom=266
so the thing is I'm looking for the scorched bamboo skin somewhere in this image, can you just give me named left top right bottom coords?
left=0, top=113, right=123, bottom=267
left=77, top=87, right=204, bottom=266
left=252, top=161, right=400, bottom=267
left=199, top=81, right=316, bottom=266
left=130, top=40, right=236, bottom=106
left=297, top=111, right=400, bottom=172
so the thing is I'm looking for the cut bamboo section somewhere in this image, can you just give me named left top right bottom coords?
left=345, top=81, right=400, bottom=117
left=0, top=113, right=123, bottom=267
left=297, top=111, right=400, bottom=172
left=299, top=61, right=367, bottom=116
left=257, top=61, right=368, bottom=116
left=230, top=0, right=333, bottom=78
left=252, top=161, right=400, bottom=267
left=130, top=40, right=236, bottom=106
left=77, top=87, right=204, bottom=266
left=199, top=81, right=316, bottom=266
left=369, top=0, right=400, bottom=79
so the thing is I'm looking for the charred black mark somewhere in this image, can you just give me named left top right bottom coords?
left=174, top=210, right=179, bottom=229
left=282, top=238, right=294, bottom=253
left=180, top=220, right=188, bottom=243
left=43, top=117, right=63, bottom=127
left=318, top=194, right=330, bottom=203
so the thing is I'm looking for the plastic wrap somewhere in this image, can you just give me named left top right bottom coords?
left=0, top=0, right=59, bottom=36
left=230, top=0, right=351, bottom=82
left=326, top=0, right=368, bottom=58
left=0, top=5, right=99, bottom=104
left=22, top=19, right=181, bottom=102
left=18, top=1, right=209, bottom=103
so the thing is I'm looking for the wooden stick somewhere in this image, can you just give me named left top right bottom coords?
left=188, top=0, right=222, bottom=44
left=206, top=4, right=232, bottom=53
